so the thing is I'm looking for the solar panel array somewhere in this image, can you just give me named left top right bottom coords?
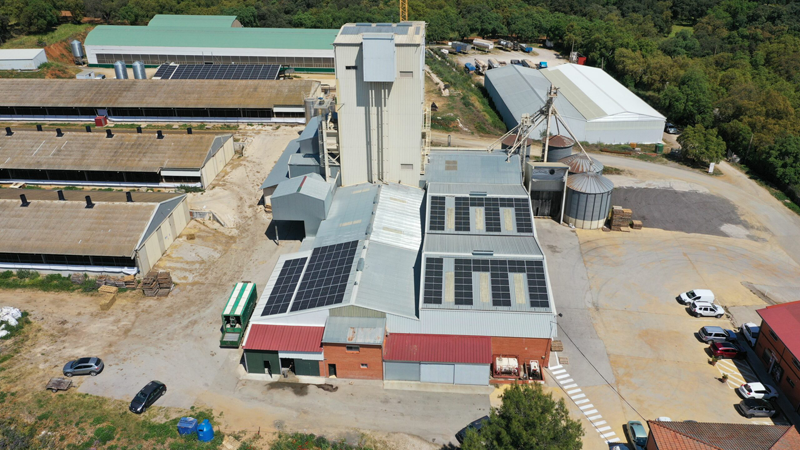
left=290, top=240, right=359, bottom=312
left=153, top=64, right=281, bottom=80
left=428, top=195, right=533, bottom=233
left=422, top=258, right=549, bottom=308
left=260, top=257, right=307, bottom=316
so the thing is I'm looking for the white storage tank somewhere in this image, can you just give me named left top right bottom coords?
left=564, top=172, right=614, bottom=229
left=559, top=152, right=604, bottom=174
left=132, top=61, right=147, bottom=79
left=472, top=39, right=494, bottom=50
left=113, top=60, right=128, bottom=79
left=70, top=40, right=84, bottom=63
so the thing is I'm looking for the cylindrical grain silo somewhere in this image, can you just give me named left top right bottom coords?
left=132, top=61, right=147, bottom=79
left=70, top=40, right=84, bottom=64
left=564, top=172, right=614, bottom=229
left=545, top=135, right=575, bottom=162
left=113, top=61, right=129, bottom=79
left=559, top=153, right=604, bottom=174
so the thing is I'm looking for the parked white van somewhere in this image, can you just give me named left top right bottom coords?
left=677, top=289, right=715, bottom=305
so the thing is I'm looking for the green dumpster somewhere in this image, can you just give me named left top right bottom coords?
left=655, top=143, right=664, bottom=154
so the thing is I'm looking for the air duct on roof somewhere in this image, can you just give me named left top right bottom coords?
left=187, top=127, right=192, bottom=134
left=57, top=190, right=65, bottom=201
left=85, top=196, right=94, bottom=209
left=106, top=129, right=114, bottom=138
left=5, top=127, right=12, bottom=136
left=157, top=130, right=164, bottom=140
left=19, top=194, right=29, bottom=207
left=126, top=192, right=133, bottom=203
left=36, top=125, right=42, bottom=132
left=85, top=125, right=91, bottom=133
left=56, top=128, right=64, bottom=137
left=136, top=126, right=142, bottom=134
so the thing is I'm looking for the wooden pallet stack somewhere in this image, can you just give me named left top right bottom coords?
left=70, top=273, right=85, bottom=285
left=123, top=275, right=137, bottom=289
left=631, top=220, right=643, bottom=230
left=611, top=206, right=633, bottom=232
left=156, top=271, right=173, bottom=297
left=141, top=271, right=159, bottom=297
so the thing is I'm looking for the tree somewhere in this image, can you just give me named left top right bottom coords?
left=19, top=0, right=58, bottom=34
left=462, top=383, right=583, bottom=450
left=765, top=135, right=800, bottom=187
left=677, top=124, right=727, bottom=165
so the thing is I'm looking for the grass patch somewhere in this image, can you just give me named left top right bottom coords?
left=0, top=270, right=96, bottom=293
left=602, top=166, right=628, bottom=175
left=0, top=24, right=94, bottom=49
left=270, top=433, right=371, bottom=449
left=669, top=24, right=694, bottom=37
left=213, top=124, right=240, bottom=130
left=110, top=123, right=145, bottom=129
left=178, top=185, right=205, bottom=193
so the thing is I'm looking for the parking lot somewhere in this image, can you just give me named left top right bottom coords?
left=540, top=154, right=800, bottom=449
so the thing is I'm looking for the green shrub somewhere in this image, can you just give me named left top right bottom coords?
left=94, top=425, right=117, bottom=444
left=16, top=269, right=39, bottom=279
left=0, top=271, right=12, bottom=279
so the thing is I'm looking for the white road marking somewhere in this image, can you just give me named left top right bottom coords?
left=607, top=438, right=621, bottom=443
left=563, top=383, right=578, bottom=389
left=551, top=369, right=567, bottom=375
left=571, top=393, right=586, bottom=400
left=596, top=426, right=611, bottom=432
left=32, top=140, right=45, bottom=156
left=593, top=420, right=607, bottom=426
left=558, top=378, right=574, bottom=384
left=575, top=399, right=590, bottom=405
left=588, top=415, right=602, bottom=421
left=567, top=388, right=582, bottom=394
left=579, top=404, right=595, bottom=410
left=583, top=409, right=598, bottom=415
left=555, top=373, right=570, bottom=379
left=601, top=432, right=616, bottom=438
left=549, top=365, right=562, bottom=370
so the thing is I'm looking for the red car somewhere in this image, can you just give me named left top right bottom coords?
left=710, top=341, right=746, bottom=359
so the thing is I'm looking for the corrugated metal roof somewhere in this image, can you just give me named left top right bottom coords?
left=147, top=15, right=238, bottom=28
left=546, top=135, right=574, bottom=148
left=423, top=234, right=543, bottom=258
left=386, top=310, right=556, bottom=339
left=0, top=190, right=184, bottom=257
left=242, top=324, right=324, bottom=352
left=0, top=79, right=319, bottom=109
left=262, top=140, right=299, bottom=190
left=223, top=283, right=256, bottom=316
left=542, top=64, right=665, bottom=121
left=559, top=153, right=604, bottom=174
left=322, top=317, right=385, bottom=345
left=334, top=22, right=425, bottom=45
left=353, top=241, right=418, bottom=318
left=0, top=131, right=229, bottom=172
left=425, top=151, right=522, bottom=185
left=0, top=49, right=45, bottom=60
left=0, top=189, right=180, bottom=203
left=272, top=174, right=331, bottom=201
left=383, top=333, right=492, bottom=363
left=757, top=301, right=800, bottom=361
left=370, top=183, right=423, bottom=251
left=313, top=184, right=377, bottom=247
left=85, top=25, right=338, bottom=51
left=566, top=172, right=614, bottom=194
left=427, top=182, right=528, bottom=197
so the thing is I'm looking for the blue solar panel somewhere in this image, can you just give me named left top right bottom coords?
left=153, top=64, right=280, bottom=80
left=260, top=257, right=307, bottom=316
left=290, top=241, right=359, bottom=312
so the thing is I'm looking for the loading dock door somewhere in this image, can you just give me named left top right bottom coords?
left=454, top=364, right=489, bottom=385
left=384, top=362, right=420, bottom=381
left=420, top=363, right=455, bottom=384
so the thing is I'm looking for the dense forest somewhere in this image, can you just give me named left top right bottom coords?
left=1, top=0, right=800, bottom=199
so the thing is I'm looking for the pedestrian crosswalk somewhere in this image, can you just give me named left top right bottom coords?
left=715, top=359, right=758, bottom=389
left=549, top=364, right=620, bottom=444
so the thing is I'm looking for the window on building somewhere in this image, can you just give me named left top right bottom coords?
left=788, top=377, right=796, bottom=389
left=360, top=364, right=368, bottom=369
left=793, top=357, right=800, bottom=372
left=345, top=65, right=357, bottom=70
left=346, top=345, right=360, bottom=352
left=769, top=329, right=779, bottom=341
left=763, top=349, right=773, bottom=365
left=401, top=164, right=413, bottom=170
left=400, top=71, right=413, bottom=77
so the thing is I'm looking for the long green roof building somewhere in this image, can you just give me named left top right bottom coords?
left=84, top=15, right=338, bottom=72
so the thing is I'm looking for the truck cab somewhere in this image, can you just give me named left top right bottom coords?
left=220, top=282, right=258, bottom=347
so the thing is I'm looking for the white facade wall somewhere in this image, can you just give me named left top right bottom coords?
left=0, top=49, right=47, bottom=70
left=335, top=37, right=425, bottom=187
left=85, top=45, right=333, bottom=65
left=199, top=138, right=235, bottom=187
left=135, top=198, right=190, bottom=274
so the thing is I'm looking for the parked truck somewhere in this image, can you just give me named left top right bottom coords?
left=487, top=58, right=500, bottom=69
left=472, top=39, right=494, bottom=50
left=522, top=59, right=536, bottom=68
left=451, top=41, right=472, bottom=53
left=538, top=61, right=548, bottom=69
left=464, top=62, right=476, bottom=73
left=474, top=59, right=489, bottom=75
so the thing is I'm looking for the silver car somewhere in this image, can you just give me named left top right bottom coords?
left=736, top=399, right=776, bottom=418
left=63, top=357, right=104, bottom=377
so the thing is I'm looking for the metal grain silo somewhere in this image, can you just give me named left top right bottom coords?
left=70, top=40, right=84, bottom=64
left=564, top=172, right=614, bottom=229
left=113, top=61, right=128, bottom=79
left=559, top=153, right=604, bottom=174
left=545, top=135, right=575, bottom=162
left=132, top=61, right=146, bottom=79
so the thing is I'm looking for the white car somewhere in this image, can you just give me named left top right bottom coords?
left=690, top=301, right=725, bottom=318
left=741, top=322, right=760, bottom=347
left=738, top=382, right=778, bottom=400
left=677, top=289, right=715, bottom=305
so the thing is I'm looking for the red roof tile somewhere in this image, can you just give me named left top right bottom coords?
left=757, top=300, right=800, bottom=358
left=647, top=420, right=800, bottom=450
left=243, top=325, right=323, bottom=353
left=383, top=333, right=492, bottom=364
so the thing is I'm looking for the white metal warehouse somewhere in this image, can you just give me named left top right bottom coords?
left=485, top=64, right=666, bottom=144
left=0, top=49, right=48, bottom=71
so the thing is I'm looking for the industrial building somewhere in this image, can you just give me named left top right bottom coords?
left=0, top=189, right=188, bottom=275
left=0, top=79, right=320, bottom=123
left=246, top=22, right=555, bottom=386
left=334, top=22, right=427, bottom=187
left=753, top=301, right=800, bottom=412
left=485, top=64, right=666, bottom=144
left=0, top=130, right=234, bottom=188
left=83, top=15, right=337, bottom=72
left=0, top=49, right=48, bottom=71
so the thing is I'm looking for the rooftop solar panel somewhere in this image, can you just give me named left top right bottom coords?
left=153, top=64, right=281, bottom=80
left=260, top=257, right=307, bottom=316
left=423, top=257, right=443, bottom=304
left=429, top=196, right=445, bottom=231
left=428, top=195, right=534, bottom=234
left=290, top=240, right=358, bottom=312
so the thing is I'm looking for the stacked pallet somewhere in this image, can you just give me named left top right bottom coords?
left=631, top=220, right=643, bottom=230
left=141, top=271, right=173, bottom=297
left=141, top=271, right=159, bottom=297
left=611, top=206, right=633, bottom=231
left=70, top=273, right=85, bottom=285
left=156, top=271, right=173, bottom=297
left=123, top=275, right=137, bottom=289
left=95, top=276, right=126, bottom=289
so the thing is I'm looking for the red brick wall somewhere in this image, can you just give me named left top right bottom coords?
left=321, top=343, right=383, bottom=380
left=491, top=337, right=551, bottom=376
left=755, top=320, right=800, bottom=411
left=646, top=433, right=658, bottom=450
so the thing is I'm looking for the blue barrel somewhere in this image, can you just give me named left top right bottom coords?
left=196, top=419, right=214, bottom=442
left=177, top=417, right=198, bottom=435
